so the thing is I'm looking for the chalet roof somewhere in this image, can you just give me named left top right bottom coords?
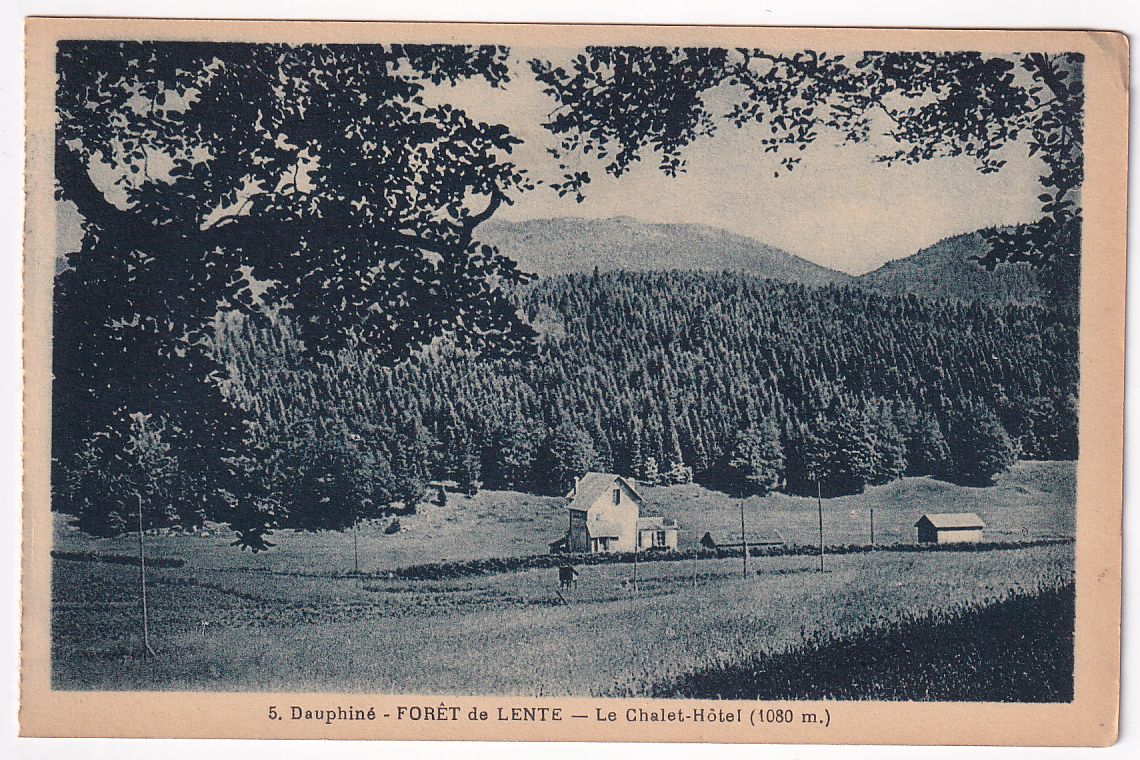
left=638, top=516, right=679, bottom=530
left=701, top=530, right=786, bottom=546
left=567, top=472, right=643, bottom=512
left=915, top=513, right=986, bottom=529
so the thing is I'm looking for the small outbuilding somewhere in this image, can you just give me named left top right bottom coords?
left=915, top=513, right=986, bottom=544
left=637, top=516, right=680, bottom=551
left=700, top=530, right=786, bottom=550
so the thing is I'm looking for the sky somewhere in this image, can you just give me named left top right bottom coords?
left=56, top=47, right=1049, bottom=277
left=439, top=50, right=1047, bottom=275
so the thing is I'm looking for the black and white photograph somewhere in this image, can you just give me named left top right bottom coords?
left=17, top=17, right=1127, bottom=746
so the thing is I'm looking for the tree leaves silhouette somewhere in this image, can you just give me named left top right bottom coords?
left=54, top=42, right=537, bottom=548
left=531, top=48, right=1083, bottom=297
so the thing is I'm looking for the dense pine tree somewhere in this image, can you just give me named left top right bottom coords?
left=722, top=418, right=786, bottom=496
left=946, top=402, right=1019, bottom=484
left=536, top=423, right=599, bottom=495
left=906, top=413, right=953, bottom=477
left=209, top=271, right=1074, bottom=502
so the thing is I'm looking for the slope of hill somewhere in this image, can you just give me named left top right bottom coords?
left=208, top=269, right=1078, bottom=513
left=857, top=230, right=1042, bottom=303
left=479, top=216, right=851, bottom=286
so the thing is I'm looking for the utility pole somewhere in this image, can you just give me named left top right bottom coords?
left=816, top=479, right=825, bottom=573
left=692, top=542, right=698, bottom=589
left=354, top=518, right=360, bottom=573
left=870, top=508, right=875, bottom=548
left=136, top=493, right=155, bottom=658
left=632, top=532, right=638, bottom=593
left=740, top=500, right=748, bottom=579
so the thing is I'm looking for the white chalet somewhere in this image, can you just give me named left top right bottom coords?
left=563, top=472, right=678, bottom=553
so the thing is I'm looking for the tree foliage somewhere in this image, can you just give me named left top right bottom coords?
left=722, top=418, right=785, bottom=496
left=946, top=402, right=1018, bottom=484
left=537, top=423, right=599, bottom=495
left=62, top=413, right=187, bottom=537
left=53, top=42, right=537, bottom=548
left=531, top=49, right=1084, bottom=298
left=52, top=44, right=1082, bottom=543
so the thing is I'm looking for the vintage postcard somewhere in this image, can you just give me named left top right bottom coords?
left=21, top=18, right=1126, bottom=745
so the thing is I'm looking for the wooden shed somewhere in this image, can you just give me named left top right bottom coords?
left=700, top=530, right=786, bottom=550
left=915, top=513, right=986, bottom=544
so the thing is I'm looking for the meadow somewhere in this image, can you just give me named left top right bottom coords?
left=52, top=540, right=1073, bottom=696
left=50, top=461, right=1076, bottom=697
left=657, top=582, right=1075, bottom=702
left=52, top=461, right=1075, bottom=575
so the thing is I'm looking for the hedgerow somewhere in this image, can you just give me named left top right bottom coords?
left=386, top=538, right=1072, bottom=580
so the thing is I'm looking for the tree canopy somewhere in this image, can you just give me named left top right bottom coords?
left=52, top=43, right=1083, bottom=546
left=54, top=42, right=538, bottom=548
left=531, top=49, right=1083, bottom=297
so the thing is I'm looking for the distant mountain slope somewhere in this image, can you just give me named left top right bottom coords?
left=479, top=216, right=851, bottom=286
left=857, top=230, right=1043, bottom=303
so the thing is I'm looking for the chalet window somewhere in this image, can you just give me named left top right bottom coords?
left=613, top=488, right=621, bottom=505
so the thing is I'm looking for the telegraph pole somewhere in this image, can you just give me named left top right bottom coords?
left=632, top=531, right=639, bottom=592
left=353, top=517, right=360, bottom=574
left=692, top=541, right=698, bottom=588
left=137, top=493, right=155, bottom=658
left=740, top=500, right=748, bottom=579
left=816, top=479, right=825, bottom=573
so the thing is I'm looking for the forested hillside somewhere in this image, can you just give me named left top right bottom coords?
left=479, top=217, right=851, bottom=285
left=208, top=270, right=1077, bottom=528
left=857, top=230, right=1043, bottom=303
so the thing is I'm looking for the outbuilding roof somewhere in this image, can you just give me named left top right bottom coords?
left=637, top=516, right=679, bottom=530
left=700, top=530, right=786, bottom=547
left=915, top=512, right=986, bottom=529
left=566, top=472, right=643, bottom=512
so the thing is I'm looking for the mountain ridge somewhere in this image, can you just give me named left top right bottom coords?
left=481, top=216, right=1043, bottom=304
left=479, top=216, right=851, bottom=287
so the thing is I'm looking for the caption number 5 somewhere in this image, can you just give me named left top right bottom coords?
left=269, top=706, right=282, bottom=720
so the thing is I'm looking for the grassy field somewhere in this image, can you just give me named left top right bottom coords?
left=50, top=461, right=1076, bottom=696
left=648, top=460, right=1075, bottom=549
left=657, top=583, right=1075, bottom=702
left=52, top=541, right=1073, bottom=696
left=52, top=460, right=1075, bottom=576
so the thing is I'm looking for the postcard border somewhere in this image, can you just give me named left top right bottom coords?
left=20, top=18, right=1128, bottom=745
